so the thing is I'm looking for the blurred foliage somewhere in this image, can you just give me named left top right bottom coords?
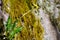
left=5, top=16, right=23, bottom=40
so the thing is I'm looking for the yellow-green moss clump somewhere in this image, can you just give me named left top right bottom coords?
left=2, top=0, right=44, bottom=40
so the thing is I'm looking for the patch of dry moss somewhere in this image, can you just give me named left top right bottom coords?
left=2, top=0, right=44, bottom=40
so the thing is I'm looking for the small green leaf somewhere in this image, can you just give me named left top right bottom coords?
left=11, top=20, right=18, bottom=30
left=8, top=20, right=18, bottom=31
left=6, top=16, right=12, bottom=31
left=9, top=27, right=23, bottom=40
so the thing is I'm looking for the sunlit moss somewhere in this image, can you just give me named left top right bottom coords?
left=2, top=0, right=44, bottom=40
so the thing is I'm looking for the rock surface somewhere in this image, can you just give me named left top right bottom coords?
left=39, top=8, right=57, bottom=40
